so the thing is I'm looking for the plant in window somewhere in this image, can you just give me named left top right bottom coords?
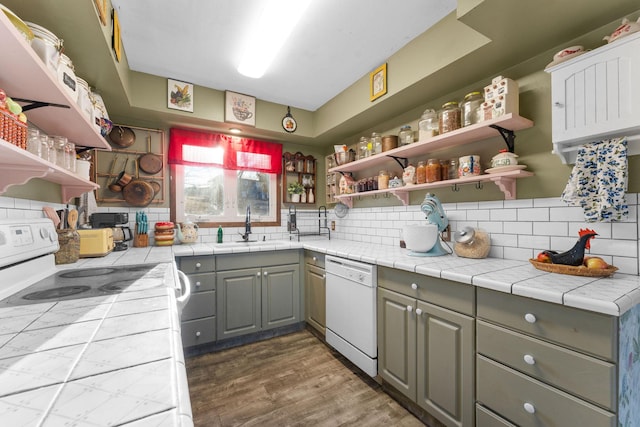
left=287, top=181, right=304, bottom=195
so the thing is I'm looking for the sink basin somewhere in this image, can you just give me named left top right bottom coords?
left=215, top=240, right=295, bottom=249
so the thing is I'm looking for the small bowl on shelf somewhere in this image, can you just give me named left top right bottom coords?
left=334, top=150, right=355, bottom=165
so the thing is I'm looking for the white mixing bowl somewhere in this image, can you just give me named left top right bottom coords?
left=402, top=224, right=438, bottom=253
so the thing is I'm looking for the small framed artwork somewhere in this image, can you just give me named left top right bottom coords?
left=225, top=91, right=256, bottom=127
left=111, top=9, right=122, bottom=62
left=370, top=63, right=387, bottom=102
left=168, top=79, right=194, bottom=112
left=94, top=0, right=108, bottom=25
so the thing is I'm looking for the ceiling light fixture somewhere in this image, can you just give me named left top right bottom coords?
left=229, top=128, right=242, bottom=134
left=237, top=0, right=312, bottom=79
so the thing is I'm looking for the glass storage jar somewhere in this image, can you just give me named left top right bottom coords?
left=52, top=136, right=67, bottom=168
left=27, top=128, right=41, bottom=157
left=416, top=161, right=426, bottom=184
left=371, top=132, right=382, bottom=154
left=418, top=109, right=438, bottom=140
left=461, top=91, right=484, bottom=126
left=399, top=125, right=414, bottom=146
left=378, top=170, right=390, bottom=190
left=426, top=158, right=441, bottom=183
left=358, top=136, right=369, bottom=159
left=438, top=101, right=462, bottom=134
left=64, top=141, right=76, bottom=172
left=448, top=158, right=459, bottom=179
left=440, top=159, right=450, bottom=181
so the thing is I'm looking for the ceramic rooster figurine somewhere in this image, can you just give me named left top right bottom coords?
left=542, top=229, right=597, bottom=266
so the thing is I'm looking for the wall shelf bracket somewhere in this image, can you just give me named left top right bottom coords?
left=490, top=176, right=517, bottom=200
left=11, top=97, right=70, bottom=112
left=387, top=155, right=408, bottom=169
left=489, top=124, right=516, bottom=152
left=389, top=190, right=409, bottom=206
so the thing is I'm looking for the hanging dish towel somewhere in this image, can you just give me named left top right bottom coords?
left=561, top=137, right=628, bottom=222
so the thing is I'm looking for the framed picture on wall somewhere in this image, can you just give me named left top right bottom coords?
left=167, top=79, right=194, bottom=112
left=225, top=91, right=256, bottom=126
left=370, top=63, right=387, bottom=101
left=94, top=0, right=108, bottom=25
left=111, top=9, right=122, bottom=62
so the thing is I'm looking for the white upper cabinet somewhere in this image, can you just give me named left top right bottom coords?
left=546, top=32, right=640, bottom=164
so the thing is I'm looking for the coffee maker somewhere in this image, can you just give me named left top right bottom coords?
left=90, top=213, right=132, bottom=251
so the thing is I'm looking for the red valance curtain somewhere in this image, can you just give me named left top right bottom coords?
left=168, top=128, right=282, bottom=174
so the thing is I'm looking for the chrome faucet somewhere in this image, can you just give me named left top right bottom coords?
left=239, top=205, right=252, bottom=241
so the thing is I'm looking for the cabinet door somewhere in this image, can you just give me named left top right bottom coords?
left=305, top=264, right=326, bottom=334
left=417, top=300, right=475, bottom=427
left=217, top=268, right=261, bottom=340
left=551, top=33, right=640, bottom=144
left=377, top=288, right=416, bottom=401
left=262, top=264, right=300, bottom=330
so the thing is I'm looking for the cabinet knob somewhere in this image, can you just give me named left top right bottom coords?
left=263, top=271, right=268, bottom=276
left=256, top=272, right=261, bottom=277
left=523, top=354, right=536, bottom=365
left=322, top=275, right=326, bottom=279
left=195, top=281, right=201, bottom=288
left=407, top=305, right=413, bottom=313
left=195, top=331, right=201, bottom=337
left=524, top=313, right=537, bottom=323
left=523, top=402, right=536, bottom=414
left=411, top=283, right=418, bottom=290
left=415, top=308, right=423, bottom=316
left=312, top=256, right=317, bottom=262
left=195, top=262, right=202, bottom=269
left=553, top=101, right=563, bottom=108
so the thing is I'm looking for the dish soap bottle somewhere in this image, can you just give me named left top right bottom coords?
left=217, top=225, right=223, bottom=243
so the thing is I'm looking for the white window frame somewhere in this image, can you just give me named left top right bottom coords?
left=172, top=164, right=280, bottom=225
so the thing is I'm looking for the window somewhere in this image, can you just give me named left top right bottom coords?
left=169, top=129, right=282, bottom=226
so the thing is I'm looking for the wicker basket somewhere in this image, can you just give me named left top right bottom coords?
left=0, top=109, right=27, bottom=149
left=529, top=259, right=618, bottom=277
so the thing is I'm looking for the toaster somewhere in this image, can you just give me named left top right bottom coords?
left=77, top=228, right=115, bottom=257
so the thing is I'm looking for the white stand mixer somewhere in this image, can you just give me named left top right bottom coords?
left=406, top=193, right=450, bottom=257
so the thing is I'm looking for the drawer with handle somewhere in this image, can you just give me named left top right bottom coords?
left=477, top=320, right=615, bottom=410
left=181, top=317, right=216, bottom=348
left=477, top=355, right=615, bottom=427
left=477, top=288, right=616, bottom=361
left=179, top=256, right=215, bottom=274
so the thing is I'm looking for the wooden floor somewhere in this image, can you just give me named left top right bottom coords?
left=186, top=329, right=424, bottom=426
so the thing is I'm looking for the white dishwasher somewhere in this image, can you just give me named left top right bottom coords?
left=325, top=255, right=377, bottom=377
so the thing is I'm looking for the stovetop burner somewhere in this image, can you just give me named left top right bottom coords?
left=0, top=263, right=170, bottom=307
left=58, top=268, right=117, bottom=279
left=23, top=286, right=91, bottom=300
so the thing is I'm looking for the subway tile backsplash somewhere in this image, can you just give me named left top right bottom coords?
left=3, top=193, right=638, bottom=275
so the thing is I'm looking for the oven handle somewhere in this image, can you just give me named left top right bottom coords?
left=176, top=270, right=191, bottom=305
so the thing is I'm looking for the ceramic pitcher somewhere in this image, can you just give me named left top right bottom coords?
left=177, top=221, right=199, bottom=244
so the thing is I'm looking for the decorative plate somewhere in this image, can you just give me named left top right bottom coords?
left=485, top=164, right=527, bottom=174
left=529, top=259, right=618, bottom=277
left=282, top=106, right=297, bottom=133
left=334, top=202, right=349, bottom=218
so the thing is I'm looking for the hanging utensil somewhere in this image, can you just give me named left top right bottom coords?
left=67, top=209, right=78, bottom=230
left=138, top=134, right=162, bottom=174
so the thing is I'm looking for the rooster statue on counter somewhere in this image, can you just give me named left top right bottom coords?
left=537, top=228, right=598, bottom=266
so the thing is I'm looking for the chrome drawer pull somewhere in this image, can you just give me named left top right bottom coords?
left=407, top=305, right=413, bottom=312
left=415, top=308, right=423, bottom=316
left=523, top=354, right=536, bottom=365
left=411, top=283, right=418, bottom=290
left=195, top=281, right=201, bottom=288
left=195, top=331, right=201, bottom=337
left=524, top=313, right=537, bottom=323
left=195, top=262, right=202, bottom=269
left=523, top=402, right=536, bottom=414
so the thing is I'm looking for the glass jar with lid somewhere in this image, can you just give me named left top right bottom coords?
left=448, top=158, right=459, bottom=179
left=439, top=159, right=450, bottom=181
left=418, top=109, right=438, bottom=140
left=415, top=161, right=426, bottom=184
left=27, top=128, right=41, bottom=157
left=438, top=101, right=462, bottom=134
left=378, top=170, right=390, bottom=190
left=64, top=141, right=76, bottom=172
left=358, top=136, right=369, bottom=159
left=52, top=136, right=68, bottom=167
left=371, top=132, right=382, bottom=154
left=426, top=159, right=441, bottom=183
left=398, top=125, right=414, bottom=146
left=461, top=91, right=484, bottom=126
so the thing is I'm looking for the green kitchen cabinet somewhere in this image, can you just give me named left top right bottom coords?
left=378, top=267, right=475, bottom=427
left=216, top=251, right=301, bottom=341
left=304, top=251, right=326, bottom=335
left=178, top=256, right=217, bottom=348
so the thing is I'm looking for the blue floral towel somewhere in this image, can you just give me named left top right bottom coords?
left=561, top=137, right=628, bottom=222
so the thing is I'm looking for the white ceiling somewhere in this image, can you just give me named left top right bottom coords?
left=112, top=0, right=457, bottom=111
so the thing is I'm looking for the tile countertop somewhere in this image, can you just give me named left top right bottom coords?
left=173, top=239, right=640, bottom=317
left=0, top=249, right=193, bottom=427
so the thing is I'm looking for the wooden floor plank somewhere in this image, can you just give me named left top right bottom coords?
left=186, top=329, right=425, bottom=426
